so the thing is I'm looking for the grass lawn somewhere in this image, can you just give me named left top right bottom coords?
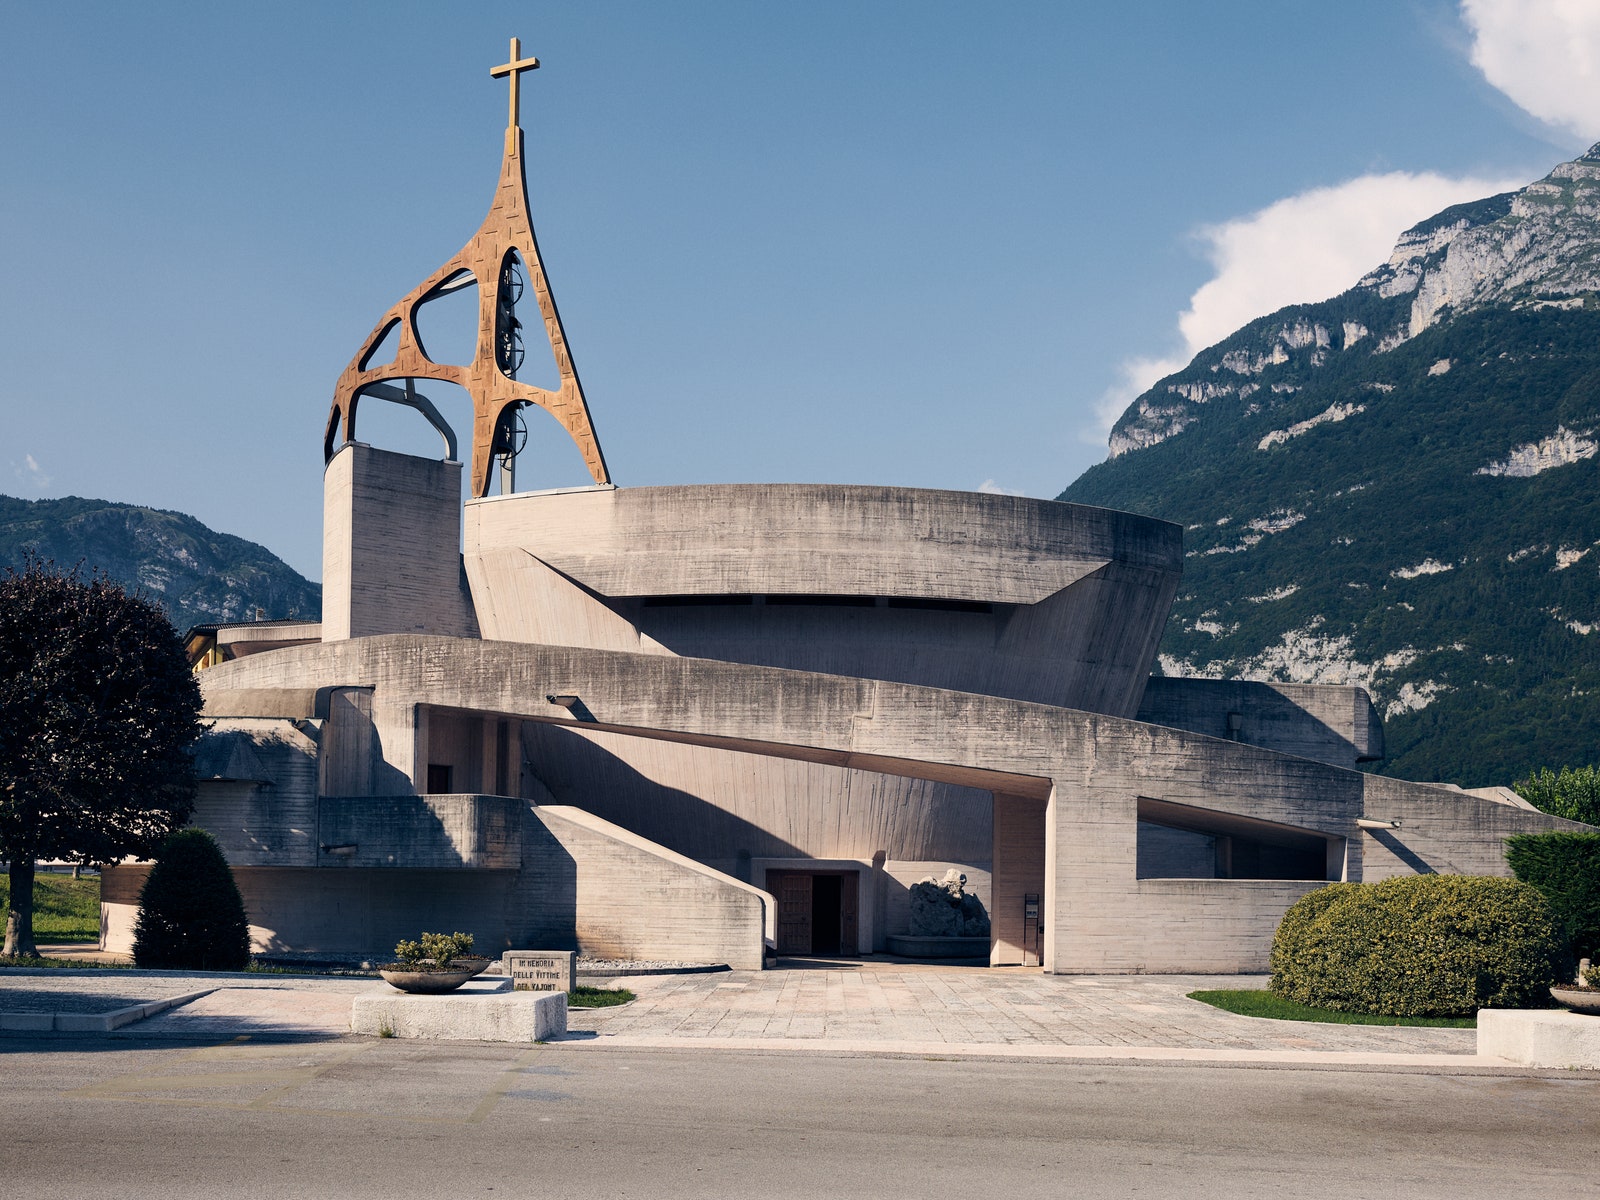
left=0, top=954, right=130, bottom=969
left=0, top=874, right=100, bottom=942
left=569, top=985, right=636, bottom=1008
left=1188, top=989, right=1477, bottom=1028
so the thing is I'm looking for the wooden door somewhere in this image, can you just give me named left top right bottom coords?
left=774, top=872, right=813, bottom=954
left=840, top=872, right=859, bottom=955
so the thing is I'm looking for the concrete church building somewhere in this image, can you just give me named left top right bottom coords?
left=103, top=44, right=1586, bottom=973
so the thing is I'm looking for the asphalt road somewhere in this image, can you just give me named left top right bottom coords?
left=0, top=1035, right=1593, bottom=1199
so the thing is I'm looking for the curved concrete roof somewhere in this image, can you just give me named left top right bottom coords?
left=464, top=483, right=1181, bottom=605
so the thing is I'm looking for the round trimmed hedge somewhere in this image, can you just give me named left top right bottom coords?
left=1269, top=876, right=1564, bottom=1017
left=133, top=827, right=251, bottom=971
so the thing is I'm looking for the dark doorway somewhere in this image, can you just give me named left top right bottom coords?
left=775, top=872, right=812, bottom=954
left=812, top=875, right=842, bottom=955
left=770, top=870, right=859, bottom=956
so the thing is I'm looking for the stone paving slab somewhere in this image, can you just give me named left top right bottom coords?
left=0, top=986, right=192, bottom=1014
left=567, top=964, right=1478, bottom=1057
left=0, top=974, right=377, bottom=1040
left=126, top=984, right=369, bottom=1040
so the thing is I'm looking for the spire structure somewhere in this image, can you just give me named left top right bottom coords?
left=324, top=38, right=609, bottom=498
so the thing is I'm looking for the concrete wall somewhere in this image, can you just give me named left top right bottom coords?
left=101, top=863, right=520, bottom=957
left=1136, top=676, right=1384, bottom=769
left=317, top=794, right=521, bottom=870
left=613, top=570, right=1175, bottom=717
left=1136, top=823, right=1217, bottom=879
left=464, top=484, right=1182, bottom=717
left=106, top=793, right=765, bottom=967
left=322, top=443, right=478, bottom=641
left=520, top=722, right=992, bottom=869
left=513, top=805, right=769, bottom=970
left=193, top=719, right=320, bottom=868
left=465, top=484, right=1180, bottom=605
left=198, top=635, right=1591, bottom=974
left=992, top=794, right=1046, bottom=966
left=1356, top=773, right=1595, bottom=878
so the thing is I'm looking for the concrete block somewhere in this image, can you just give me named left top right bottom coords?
left=1479, top=1008, right=1600, bottom=1068
left=885, top=934, right=988, bottom=958
left=505, top=950, right=576, bottom=992
left=54, top=1012, right=114, bottom=1033
left=351, top=978, right=565, bottom=1043
left=0, top=1012, right=54, bottom=1032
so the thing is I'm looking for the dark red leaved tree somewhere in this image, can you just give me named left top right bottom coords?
left=0, top=557, right=201, bottom=956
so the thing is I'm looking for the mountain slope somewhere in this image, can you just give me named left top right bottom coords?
left=0, top=495, right=320, bottom=634
left=1062, top=146, right=1600, bottom=786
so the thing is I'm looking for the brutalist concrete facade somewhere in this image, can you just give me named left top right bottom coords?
left=102, top=442, right=1589, bottom=973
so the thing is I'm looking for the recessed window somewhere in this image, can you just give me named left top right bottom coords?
left=1136, top=797, right=1340, bottom=881
left=426, top=764, right=453, bottom=794
left=640, top=594, right=756, bottom=608
left=887, top=596, right=992, bottom=613
left=767, top=594, right=876, bottom=607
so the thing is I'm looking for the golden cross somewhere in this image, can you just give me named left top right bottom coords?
left=490, top=37, right=540, bottom=129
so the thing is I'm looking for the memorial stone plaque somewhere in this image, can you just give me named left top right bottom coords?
left=505, top=950, right=576, bottom=993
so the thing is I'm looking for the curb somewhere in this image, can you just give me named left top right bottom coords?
left=0, top=988, right=214, bottom=1033
left=545, top=1032, right=1560, bottom=1074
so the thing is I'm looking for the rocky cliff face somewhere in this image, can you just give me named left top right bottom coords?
left=1065, top=145, right=1600, bottom=786
left=0, top=495, right=319, bottom=634
left=1109, top=145, right=1600, bottom=460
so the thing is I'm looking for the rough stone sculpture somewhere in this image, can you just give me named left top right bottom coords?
left=909, top=870, right=990, bottom=938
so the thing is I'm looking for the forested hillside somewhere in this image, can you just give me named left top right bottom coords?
left=1063, top=146, right=1600, bottom=785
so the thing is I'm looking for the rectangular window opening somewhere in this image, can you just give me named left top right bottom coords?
left=1135, top=797, right=1341, bottom=881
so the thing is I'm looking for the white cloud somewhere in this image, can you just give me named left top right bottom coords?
left=977, top=478, right=1025, bottom=496
left=13, top=454, right=51, bottom=489
left=1462, top=0, right=1600, bottom=139
left=1084, top=170, right=1523, bottom=450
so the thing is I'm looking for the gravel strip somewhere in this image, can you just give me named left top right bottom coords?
left=577, top=959, right=728, bottom=976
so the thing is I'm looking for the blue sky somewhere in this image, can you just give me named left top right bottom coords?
left=2, top=2, right=1597, bottom=579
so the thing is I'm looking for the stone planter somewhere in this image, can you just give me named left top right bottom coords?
left=1550, top=985, right=1600, bottom=1015
left=884, top=934, right=990, bottom=959
left=379, top=956, right=491, bottom=994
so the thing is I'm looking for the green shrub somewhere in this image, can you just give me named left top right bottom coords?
left=1513, top=765, right=1600, bottom=826
left=1270, top=875, right=1564, bottom=1017
left=132, top=828, right=250, bottom=971
left=1506, top=832, right=1600, bottom=962
left=392, top=931, right=475, bottom=969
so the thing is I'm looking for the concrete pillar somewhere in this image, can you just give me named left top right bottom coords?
left=991, top=791, right=1048, bottom=966
left=322, top=442, right=479, bottom=641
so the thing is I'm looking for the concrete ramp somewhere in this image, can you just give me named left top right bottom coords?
left=526, top=805, right=773, bottom=970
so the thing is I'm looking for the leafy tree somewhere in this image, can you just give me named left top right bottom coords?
left=0, top=558, right=201, bottom=956
left=133, top=828, right=250, bottom=971
left=1513, top=765, right=1600, bottom=826
left=1505, top=832, right=1600, bottom=961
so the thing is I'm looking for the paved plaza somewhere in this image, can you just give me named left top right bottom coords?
left=565, top=959, right=1476, bottom=1064
left=0, top=958, right=1483, bottom=1066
